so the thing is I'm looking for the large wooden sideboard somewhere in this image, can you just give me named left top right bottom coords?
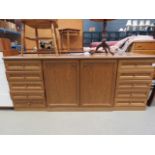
left=3, top=53, right=155, bottom=111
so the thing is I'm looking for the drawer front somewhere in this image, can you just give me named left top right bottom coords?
left=29, top=100, right=46, bottom=108
left=5, top=60, right=42, bottom=71
left=14, top=100, right=46, bottom=108
left=133, top=42, right=155, bottom=50
left=119, top=72, right=153, bottom=80
left=119, top=60, right=154, bottom=70
left=117, top=83, right=150, bottom=89
left=14, top=101, right=30, bottom=108
left=9, top=81, right=44, bottom=91
left=11, top=94, right=28, bottom=100
left=11, top=91, right=45, bottom=100
left=115, top=97, right=146, bottom=107
left=6, top=71, right=43, bottom=81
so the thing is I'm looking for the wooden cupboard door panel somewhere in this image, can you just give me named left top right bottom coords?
left=43, top=60, right=79, bottom=106
left=80, top=60, right=117, bottom=106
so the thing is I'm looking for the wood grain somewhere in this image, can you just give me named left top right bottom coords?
left=80, top=60, right=117, bottom=106
left=115, top=59, right=154, bottom=107
left=43, top=60, right=79, bottom=106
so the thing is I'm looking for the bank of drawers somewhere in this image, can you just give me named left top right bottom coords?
left=115, top=60, right=154, bottom=107
left=5, top=60, right=46, bottom=108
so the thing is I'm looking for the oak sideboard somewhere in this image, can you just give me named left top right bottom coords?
left=3, top=53, right=155, bottom=111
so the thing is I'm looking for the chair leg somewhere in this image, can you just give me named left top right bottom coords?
left=35, top=28, right=39, bottom=50
left=51, top=23, right=58, bottom=55
left=147, top=84, right=155, bottom=106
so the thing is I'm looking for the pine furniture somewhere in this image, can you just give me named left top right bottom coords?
left=3, top=53, right=155, bottom=111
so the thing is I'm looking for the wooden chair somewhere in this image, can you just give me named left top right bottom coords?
left=59, top=28, right=80, bottom=52
left=0, top=38, right=19, bottom=56
left=21, top=19, right=59, bottom=55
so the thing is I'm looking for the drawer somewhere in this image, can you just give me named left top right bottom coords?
left=5, top=60, right=42, bottom=71
left=14, top=101, right=30, bottom=108
left=116, top=93, right=131, bottom=98
left=131, top=93, right=147, bottom=98
left=14, top=100, right=46, bottom=108
left=118, top=79, right=152, bottom=85
left=119, top=64, right=153, bottom=70
left=115, top=98, right=146, bottom=107
left=11, top=91, right=45, bottom=100
left=9, top=81, right=44, bottom=91
left=115, top=101, right=130, bottom=106
left=117, top=86, right=149, bottom=93
left=11, top=94, right=28, bottom=100
left=133, top=42, right=155, bottom=50
left=28, top=93, right=45, bottom=100
left=117, top=83, right=150, bottom=89
left=118, top=60, right=154, bottom=75
left=116, top=88, right=149, bottom=98
left=130, top=101, right=146, bottom=106
left=131, top=88, right=149, bottom=93
left=119, top=60, right=154, bottom=68
left=115, top=102, right=145, bottom=107
left=119, top=68, right=154, bottom=74
left=117, top=84, right=132, bottom=89
left=116, top=97, right=132, bottom=102
left=119, top=72, right=153, bottom=80
left=29, top=100, right=46, bottom=108
left=6, top=71, right=43, bottom=81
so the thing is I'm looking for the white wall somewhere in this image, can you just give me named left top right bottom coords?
left=0, top=52, right=13, bottom=107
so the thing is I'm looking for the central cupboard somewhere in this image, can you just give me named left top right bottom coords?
left=43, top=60, right=117, bottom=107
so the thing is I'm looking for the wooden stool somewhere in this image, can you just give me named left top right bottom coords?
left=21, top=20, right=59, bottom=55
left=59, top=28, right=80, bottom=52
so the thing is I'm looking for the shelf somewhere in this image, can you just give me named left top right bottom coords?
left=0, top=28, right=20, bottom=36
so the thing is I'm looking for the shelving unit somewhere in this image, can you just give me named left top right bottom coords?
left=83, top=31, right=154, bottom=47
left=0, top=20, right=21, bottom=42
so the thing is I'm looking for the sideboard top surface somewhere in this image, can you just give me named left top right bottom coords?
left=3, top=52, right=155, bottom=60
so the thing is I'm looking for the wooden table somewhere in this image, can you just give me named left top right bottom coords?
left=59, top=28, right=80, bottom=52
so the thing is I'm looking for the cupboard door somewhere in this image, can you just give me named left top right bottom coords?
left=80, top=60, right=117, bottom=106
left=43, top=60, right=79, bottom=106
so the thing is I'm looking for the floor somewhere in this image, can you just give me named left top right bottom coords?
left=0, top=98, right=155, bottom=135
